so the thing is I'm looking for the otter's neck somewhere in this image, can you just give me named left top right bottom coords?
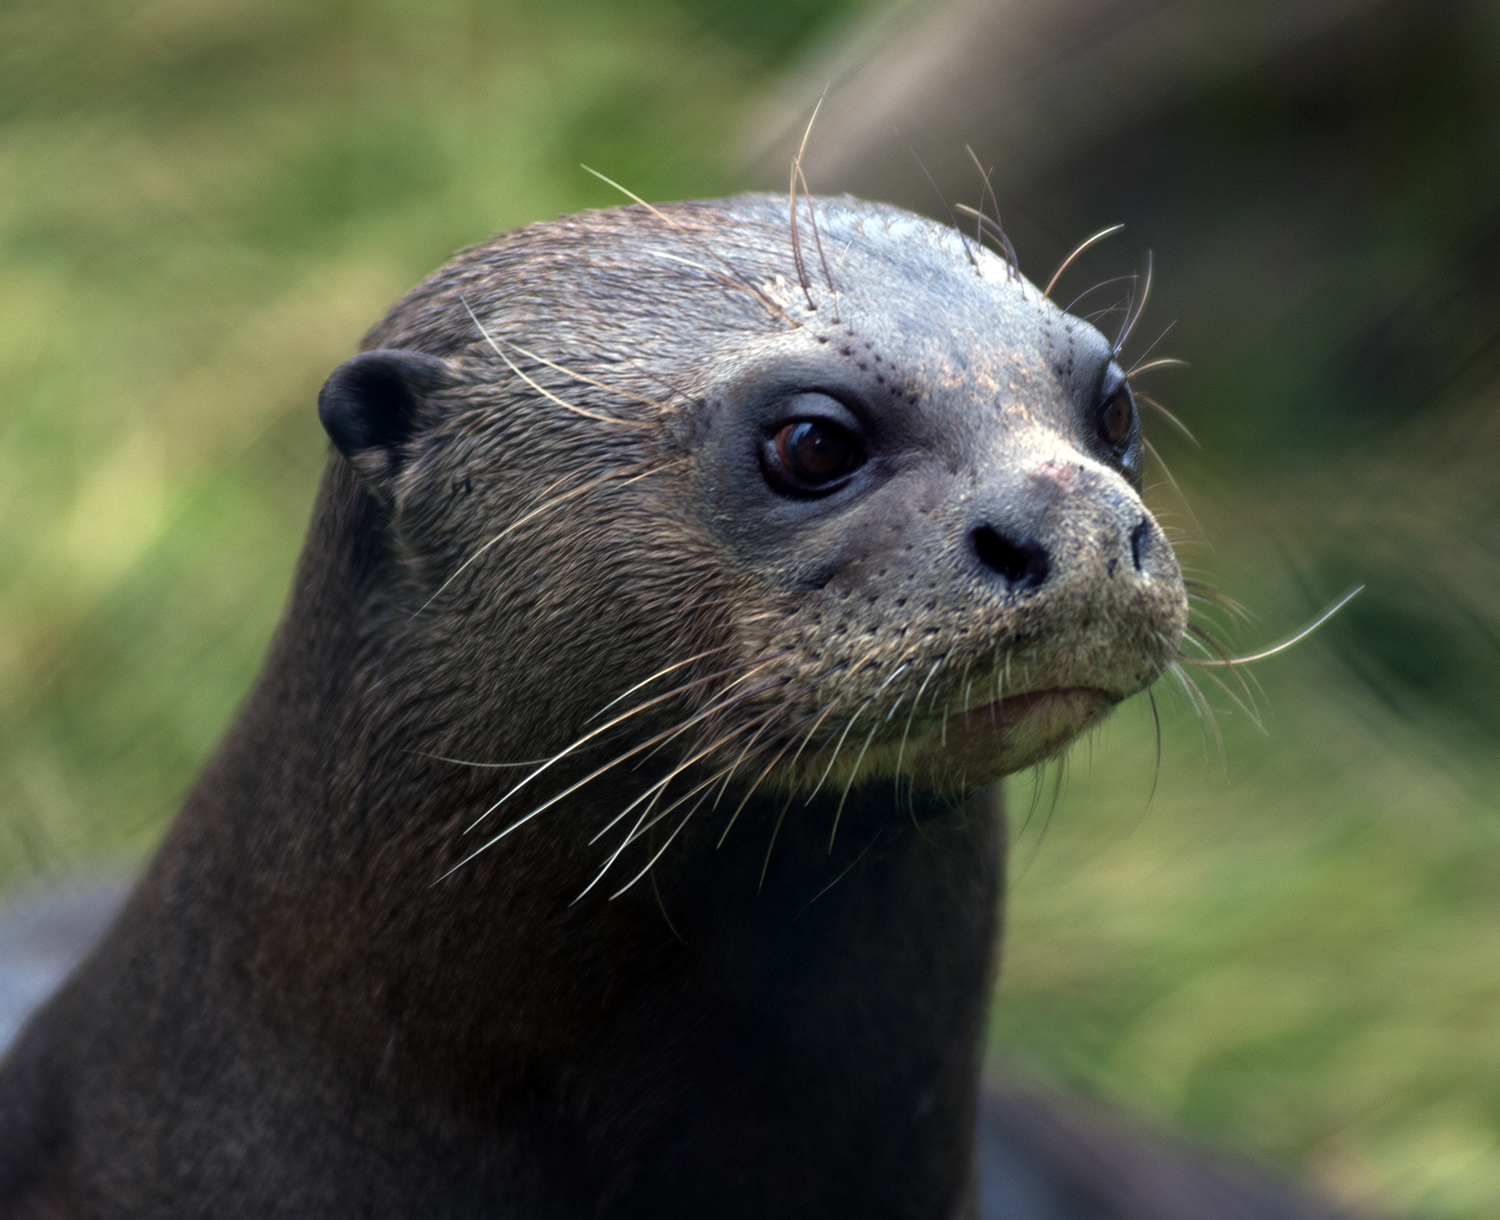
left=152, top=470, right=1005, bottom=1219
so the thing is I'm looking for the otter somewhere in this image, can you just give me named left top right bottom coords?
left=0, top=192, right=1234, bottom=1217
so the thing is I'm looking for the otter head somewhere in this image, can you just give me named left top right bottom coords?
left=314, top=195, right=1188, bottom=852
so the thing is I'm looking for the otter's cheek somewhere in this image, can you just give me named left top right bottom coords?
left=919, top=687, right=1114, bottom=784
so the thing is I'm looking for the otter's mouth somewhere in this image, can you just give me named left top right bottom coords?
left=910, top=686, right=1115, bottom=784
left=764, top=684, right=1123, bottom=796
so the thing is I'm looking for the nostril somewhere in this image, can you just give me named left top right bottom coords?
left=971, top=526, right=1050, bottom=592
left=1130, top=518, right=1150, bottom=571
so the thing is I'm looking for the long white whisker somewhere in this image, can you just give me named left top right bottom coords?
left=462, top=296, right=648, bottom=428
left=895, top=658, right=945, bottom=782
left=1187, top=587, right=1362, bottom=667
left=587, top=645, right=741, bottom=723
left=472, top=656, right=780, bottom=830
left=607, top=798, right=708, bottom=901
left=830, top=697, right=901, bottom=853
left=579, top=165, right=791, bottom=324
left=504, top=340, right=675, bottom=412
left=1168, top=660, right=1224, bottom=765
left=586, top=713, right=768, bottom=849
left=714, top=696, right=834, bottom=847
left=410, top=751, right=547, bottom=768
left=805, top=697, right=878, bottom=806
left=414, top=461, right=675, bottom=618
left=437, top=676, right=777, bottom=882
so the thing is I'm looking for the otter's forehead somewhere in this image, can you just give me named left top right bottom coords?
left=702, top=196, right=1110, bottom=450
left=725, top=195, right=1086, bottom=351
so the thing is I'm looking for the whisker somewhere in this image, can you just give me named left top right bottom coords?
left=439, top=670, right=783, bottom=882
left=1178, top=623, right=1231, bottom=660
left=1129, top=357, right=1189, bottom=377
left=577, top=714, right=779, bottom=902
left=1015, top=757, right=1067, bottom=878
left=586, top=644, right=746, bottom=724
left=758, top=793, right=797, bottom=890
left=1168, top=660, right=1225, bottom=764
left=834, top=237, right=855, bottom=282
left=900, top=134, right=978, bottom=271
left=1136, top=394, right=1199, bottom=447
left=788, top=96, right=823, bottom=309
left=1188, top=585, right=1368, bottom=681
left=1142, top=437, right=1205, bottom=542
left=714, top=695, right=835, bottom=848
left=625, top=676, right=787, bottom=776
left=826, top=661, right=913, bottom=850
left=789, top=91, right=837, bottom=310
left=1125, top=322, right=1186, bottom=376
left=1064, top=274, right=1134, bottom=315
left=830, top=699, right=900, bottom=853
left=1183, top=579, right=1254, bottom=624
left=1146, top=687, right=1162, bottom=806
left=795, top=165, right=839, bottom=320
left=414, top=460, right=672, bottom=617
left=504, top=340, right=677, bottom=413
left=961, top=146, right=1019, bottom=278
left=1084, top=304, right=1126, bottom=326
left=1187, top=650, right=1265, bottom=731
left=796, top=834, right=880, bottom=919
left=649, top=870, right=684, bottom=944
left=645, top=251, right=795, bottom=325
left=894, top=659, right=945, bottom=818
left=409, top=750, right=547, bottom=768
left=578, top=768, right=715, bottom=905
left=1113, top=250, right=1153, bottom=356
left=607, top=796, right=710, bottom=901
left=581, top=165, right=792, bottom=324
left=1042, top=223, right=1125, bottom=300
left=461, top=297, right=650, bottom=429
left=469, top=655, right=781, bottom=832
left=1128, top=357, right=1188, bottom=376
left=1187, top=586, right=1362, bottom=668
left=585, top=711, right=772, bottom=850
left=805, top=696, right=878, bottom=807
left=955, top=205, right=1022, bottom=282
left=1123, top=318, right=1175, bottom=373
left=1015, top=758, right=1045, bottom=841
left=707, top=695, right=809, bottom=813
left=779, top=690, right=850, bottom=789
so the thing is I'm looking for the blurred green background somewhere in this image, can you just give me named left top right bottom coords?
left=2, top=1, right=1497, bottom=1216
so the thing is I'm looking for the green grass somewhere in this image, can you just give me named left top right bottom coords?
left=3, top=2, right=1498, bottom=1217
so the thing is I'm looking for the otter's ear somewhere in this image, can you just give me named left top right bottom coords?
left=317, top=349, right=454, bottom=489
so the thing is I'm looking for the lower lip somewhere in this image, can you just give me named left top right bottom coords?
left=974, top=686, right=1106, bottom=725
left=931, top=687, right=1113, bottom=776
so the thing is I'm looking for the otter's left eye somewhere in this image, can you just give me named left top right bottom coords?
left=765, top=418, right=863, bottom=494
left=1097, top=383, right=1135, bottom=451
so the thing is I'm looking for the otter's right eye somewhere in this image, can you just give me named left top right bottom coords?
left=1096, top=384, right=1135, bottom=450
left=765, top=418, right=863, bottom=495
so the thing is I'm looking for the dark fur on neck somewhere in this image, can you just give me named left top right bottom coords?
left=0, top=460, right=1001, bottom=1218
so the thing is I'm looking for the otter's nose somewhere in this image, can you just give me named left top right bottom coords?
left=970, top=525, right=1051, bottom=593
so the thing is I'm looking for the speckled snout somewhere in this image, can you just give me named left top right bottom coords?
left=954, top=446, right=1187, bottom=701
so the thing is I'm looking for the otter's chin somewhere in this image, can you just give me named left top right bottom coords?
left=913, top=687, right=1115, bottom=787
